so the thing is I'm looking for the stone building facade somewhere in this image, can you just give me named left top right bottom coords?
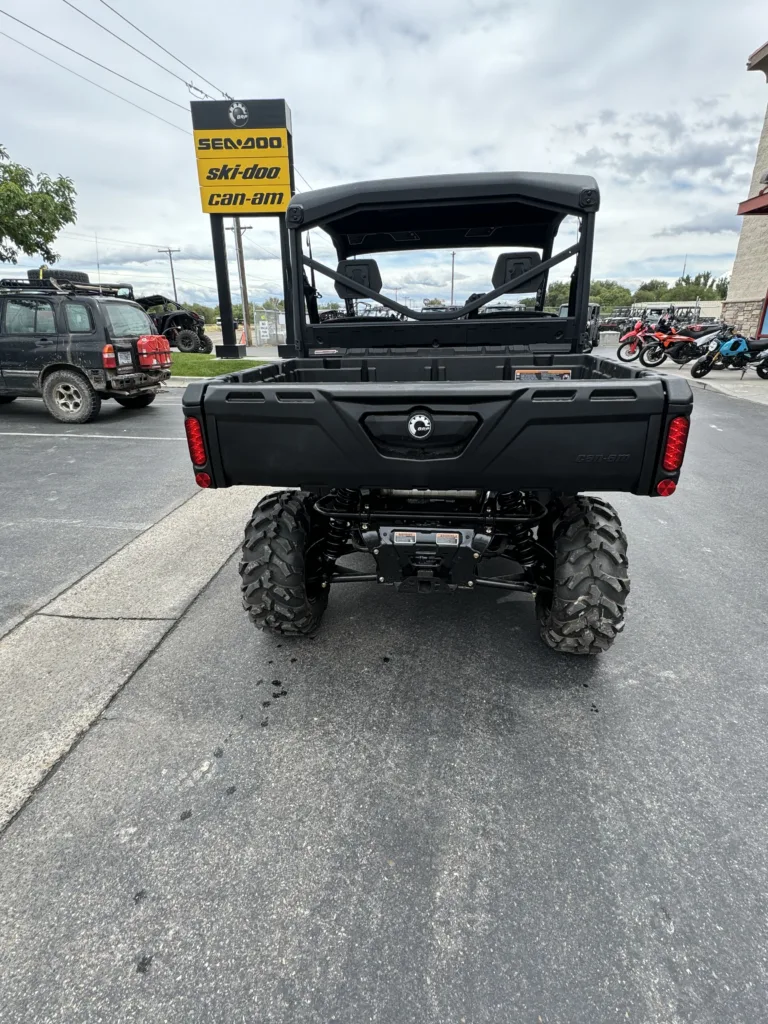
left=723, top=41, right=768, bottom=336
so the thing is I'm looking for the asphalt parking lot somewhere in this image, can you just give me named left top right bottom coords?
left=1, top=386, right=768, bottom=1023
left=0, top=390, right=195, bottom=637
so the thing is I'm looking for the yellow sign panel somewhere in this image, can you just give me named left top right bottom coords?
left=196, top=158, right=291, bottom=189
left=193, top=128, right=291, bottom=215
left=193, top=128, right=289, bottom=158
left=198, top=185, right=290, bottom=214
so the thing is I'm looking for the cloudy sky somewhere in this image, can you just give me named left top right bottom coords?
left=1, top=0, right=766, bottom=307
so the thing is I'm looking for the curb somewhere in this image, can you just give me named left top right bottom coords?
left=0, top=485, right=271, bottom=833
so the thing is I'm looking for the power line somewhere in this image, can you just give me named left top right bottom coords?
left=95, top=0, right=231, bottom=100
left=61, top=231, right=165, bottom=248
left=243, top=238, right=281, bottom=261
left=295, top=169, right=314, bottom=190
left=0, top=29, right=190, bottom=135
left=60, top=0, right=214, bottom=100
left=0, top=8, right=188, bottom=111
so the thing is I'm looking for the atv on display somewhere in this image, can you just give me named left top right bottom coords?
left=136, top=296, right=213, bottom=353
left=182, top=171, right=694, bottom=656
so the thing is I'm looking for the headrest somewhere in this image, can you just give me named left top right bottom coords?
left=491, top=251, right=545, bottom=293
left=334, top=259, right=382, bottom=299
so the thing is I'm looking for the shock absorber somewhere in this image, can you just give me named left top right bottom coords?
left=323, top=488, right=358, bottom=569
left=498, top=491, right=537, bottom=569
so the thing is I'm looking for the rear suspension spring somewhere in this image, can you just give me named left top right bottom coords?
left=324, top=488, right=359, bottom=566
left=498, top=491, right=537, bottom=568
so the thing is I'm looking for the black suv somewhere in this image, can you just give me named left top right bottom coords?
left=0, top=278, right=171, bottom=423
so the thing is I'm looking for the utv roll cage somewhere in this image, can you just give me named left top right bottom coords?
left=281, top=172, right=599, bottom=355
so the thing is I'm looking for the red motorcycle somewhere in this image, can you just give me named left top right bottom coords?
left=616, top=317, right=651, bottom=361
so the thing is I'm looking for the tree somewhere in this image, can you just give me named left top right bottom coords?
left=423, top=297, right=445, bottom=306
left=544, top=281, right=570, bottom=307
left=667, top=271, right=726, bottom=301
left=632, top=279, right=669, bottom=303
left=588, top=280, right=632, bottom=310
left=262, top=296, right=284, bottom=311
left=0, top=144, right=77, bottom=263
left=188, top=303, right=216, bottom=324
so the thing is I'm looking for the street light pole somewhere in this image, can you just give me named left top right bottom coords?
left=158, top=247, right=180, bottom=302
left=450, top=251, right=456, bottom=305
left=226, top=219, right=253, bottom=346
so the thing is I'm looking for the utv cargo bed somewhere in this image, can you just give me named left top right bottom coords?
left=182, top=350, right=691, bottom=494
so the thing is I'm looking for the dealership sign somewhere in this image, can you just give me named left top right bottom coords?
left=190, top=99, right=294, bottom=215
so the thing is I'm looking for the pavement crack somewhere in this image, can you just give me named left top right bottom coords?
left=37, top=613, right=178, bottom=622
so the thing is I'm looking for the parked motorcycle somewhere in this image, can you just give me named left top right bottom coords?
left=691, top=331, right=768, bottom=378
left=637, top=316, right=689, bottom=367
left=664, top=330, right=721, bottom=366
left=616, top=317, right=651, bottom=361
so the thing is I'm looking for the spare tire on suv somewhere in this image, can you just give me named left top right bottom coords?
left=27, top=269, right=90, bottom=284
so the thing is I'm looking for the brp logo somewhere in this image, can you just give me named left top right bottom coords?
left=228, top=101, right=249, bottom=127
left=408, top=412, right=433, bottom=440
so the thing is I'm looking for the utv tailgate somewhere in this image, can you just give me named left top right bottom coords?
left=184, top=357, right=691, bottom=495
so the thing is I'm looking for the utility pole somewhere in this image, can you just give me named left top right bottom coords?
left=450, top=251, right=456, bottom=304
left=158, top=247, right=180, bottom=302
left=226, top=219, right=253, bottom=346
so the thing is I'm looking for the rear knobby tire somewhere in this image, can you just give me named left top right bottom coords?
left=176, top=329, right=201, bottom=353
left=536, top=496, right=629, bottom=655
left=199, top=334, right=214, bottom=354
left=239, top=490, right=328, bottom=636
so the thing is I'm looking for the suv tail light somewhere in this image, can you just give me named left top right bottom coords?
left=102, top=344, right=116, bottom=369
left=137, top=335, right=172, bottom=369
left=184, top=416, right=207, bottom=468
left=662, top=416, right=690, bottom=471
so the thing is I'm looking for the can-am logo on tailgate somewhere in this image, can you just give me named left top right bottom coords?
left=408, top=413, right=433, bottom=439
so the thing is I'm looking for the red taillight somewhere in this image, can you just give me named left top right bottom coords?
left=102, top=343, right=116, bottom=369
left=662, top=416, right=690, bottom=471
left=657, top=479, right=677, bottom=497
left=195, top=472, right=212, bottom=488
left=137, top=335, right=172, bottom=368
left=184, top=417, right=207, bottom=467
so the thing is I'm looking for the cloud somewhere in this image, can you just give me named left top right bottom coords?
left=0, top=0, right=763, bottom=301
left=655, top=212, right=742, bottom=236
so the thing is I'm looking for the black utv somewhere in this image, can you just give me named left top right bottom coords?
left=136, top=296, right=213, bottom=353
left=183, top=172, right=693, bottom=655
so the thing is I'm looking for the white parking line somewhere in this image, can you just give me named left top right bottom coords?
left=0, top=431, right=185, bottom=441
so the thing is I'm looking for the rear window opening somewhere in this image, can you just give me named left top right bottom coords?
left=102, top=301, right=154, bottom=338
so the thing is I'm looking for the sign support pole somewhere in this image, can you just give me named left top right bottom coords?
left=210, top=214, right=238, bottom=356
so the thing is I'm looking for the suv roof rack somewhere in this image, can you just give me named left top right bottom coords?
left=0, top=278, right=134, bottom=298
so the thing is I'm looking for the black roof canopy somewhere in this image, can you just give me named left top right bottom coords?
left=288, top=172, right=599, bottom=257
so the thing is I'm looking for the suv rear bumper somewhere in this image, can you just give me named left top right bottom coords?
left=104, top=369, right=171, bottom=394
